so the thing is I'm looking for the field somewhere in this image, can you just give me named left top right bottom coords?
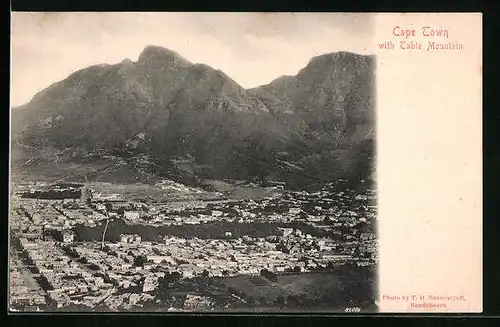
left=11, top=153, right=118, bottom=184
left=10, top=152, right=279, bottom=203
left=203, top=179, right=282, bottom=200
left=213, top=267, right=377, bottom=311
left=218, top=273, right=345, bottom=299
left=155, top=267, right=377, bottom=312
left=84, top=181, right=213, bottom=203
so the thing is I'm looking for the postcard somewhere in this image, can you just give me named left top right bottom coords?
left=9, top=12, right=482, bottom=313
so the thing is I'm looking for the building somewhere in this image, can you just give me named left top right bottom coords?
left=47, top=290, right=70, bottom=308
left=278, top=227, right=293, bottom=238
left=360, top=232, right=373, bottom=241
left=142, top=276, right=159, bottom=293
left=95, top=204, right=106, bottom=211
left=183, top=294, right=214, bottom=310
left=124, top=211, right=140, bottom=221
left=146, top=255, right=175, bottom=264
left=92, top=193, right=122, bottom=202
left=109, top=201, right=129, bottom=211
left=120, top=234, right=129, bottom=244
left=62, top=230, right=75, bottom=244
left=120, top=234, right=142, bottom=244
left=265, top=180, right=286, bottom=187
left=211, top=210, right=223, bottom=217
left=80, top=187, right=93, bottom=203
left=319, top=253, right=353, bottom=261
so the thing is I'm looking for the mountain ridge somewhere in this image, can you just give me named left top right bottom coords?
left=11, top=45, right=376, bottom=189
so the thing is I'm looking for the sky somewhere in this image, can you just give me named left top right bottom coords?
left=11, top=12, right=375, bottom=107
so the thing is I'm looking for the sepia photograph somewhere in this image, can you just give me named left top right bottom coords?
left=9, top=12, right=378, bottom=313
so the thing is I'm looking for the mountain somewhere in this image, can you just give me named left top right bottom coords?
left=250, top=51, right=376, bottom=187
left=11, top=45, right=375, bottom=189
left=251, top=51, right=375, bottom=145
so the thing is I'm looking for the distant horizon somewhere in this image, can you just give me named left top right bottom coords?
left=11, top=12, right=375, bottom=107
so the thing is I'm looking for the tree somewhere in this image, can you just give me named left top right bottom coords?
left=133, top=255, right=147, bottom=267
left=89, top=263, right=100, bottom=271
left=105, top=203, right=113, bottom=212
left=274, top=295, right=286, bottom=306
left=101, top=212, right=110, bottom=250
left=246, top=295, right=257, bottom=305
left=201, top=269, right=209, bottom=277
left=293, top=266, right=301, bottom=273
left=260, top=269, right=278, bottom=282
left=287, top=295, right=299, bottom=307
left=36, top=275, right=54, bottom=291
left=166, top=271, right=182, bottom=283
left=276, top=243, right=290, bottom=254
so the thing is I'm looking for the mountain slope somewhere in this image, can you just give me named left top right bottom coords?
left=251, top=51, right=375, bottom=147
left=11, top=46, right=375, bottom=188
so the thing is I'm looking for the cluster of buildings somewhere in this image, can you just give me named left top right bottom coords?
left=9, top=250, right=46, bottom=310
left=18, top=239, right=113, bottom=308
left=19, top=183, right=83, bottom=200
left=155, top=179, right=204, bottom=194
left=12, top=236, right=162, bottom=310
left=9, top=178, right=378, bottom=311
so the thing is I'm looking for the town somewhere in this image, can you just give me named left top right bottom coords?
left=9, top=178, right=377, bottom=312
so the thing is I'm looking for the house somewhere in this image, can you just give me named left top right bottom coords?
left=146, top=255, right=174, bottom=264
left=129, top=293, right=141, bottom=305
left=120, top=234, right=141, bottom=244
left=266, top=180, right=286, bottom=187
left=124, top=211, right=140, bottom=221
left=120, top=234, right=130, bottom=244
left=142, top=276, right=159, bottom=293
left=278, top=227, right=293, bottom=238
left=62, top=230, right=75, bottom=244
left=47, top=291, right=70, bottom=308
left=183, top=270, right=194, bottom=278
left=183, top=294, right=214, bottom=310
left=360, top=232, right=373, bottom=241
left=211, top=210, right=223, bottom=217
left=320, top=253, right=352, bottom=261
left=110, top=201, right=129, bottom=210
